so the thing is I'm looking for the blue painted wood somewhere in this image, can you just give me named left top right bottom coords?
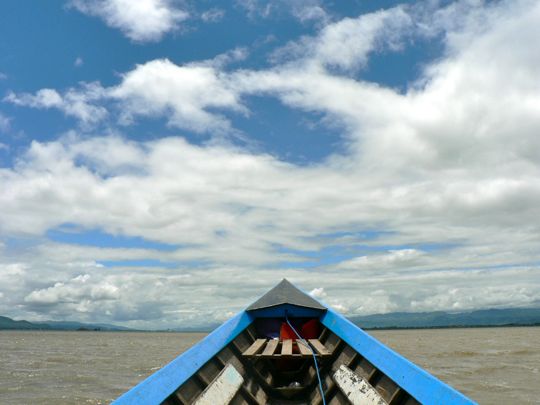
left=247, top=304, right=324, bottom=318
left=113, top=280, right=477, bottom=405
left=321, top=309, right=477, bottom=405
left=113, top=311, right=253, bottom=405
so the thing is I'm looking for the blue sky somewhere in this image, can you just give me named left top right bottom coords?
left=0, top=0, right=441, bottom=163
left=1, top=0, right=539, bottom=328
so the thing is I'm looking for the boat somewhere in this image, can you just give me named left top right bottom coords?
left=114, top=279, right=476, bottom=405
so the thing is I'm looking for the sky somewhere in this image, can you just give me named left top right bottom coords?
left=1, top=0, right=539, bottom=329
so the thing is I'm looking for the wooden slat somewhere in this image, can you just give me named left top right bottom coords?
left=239, top=385, right=262, bottom=405
left=367, top=367, right=379, bottom=383
left=261, top=339, right=279, bottom=356
left=308, top=339, right=331, bottom=356
left=281, top=339, right=292, bottom=356
left=333, top=365, right=388, bottom=405
left=243, top=338, right=326, bottom=359
left=194, top=364, right=244, bottom=405
left=243, top=339, right=266, bottom=357
left=297, top=339, right=313, bottom=356
left=388, top=387, right=404, bottom=405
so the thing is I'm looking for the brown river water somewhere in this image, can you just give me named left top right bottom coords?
left=0, top=327, right=538, bottom=404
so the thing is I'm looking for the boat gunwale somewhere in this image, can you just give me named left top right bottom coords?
left=113, top=311, right=253, bottom=405
left=113, top=280, right=477, bottom=405
left=321, top=308, right=476, bottom=405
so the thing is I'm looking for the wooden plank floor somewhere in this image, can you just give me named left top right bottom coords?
left=243, top=339, right=266, bottom=356
left=308, top=339, right=330, bottom=356
left=297, top=340, right=313, bottom=356
left=282, top=339, right=292, bottom=356
left=261, top=339, right=279, bottom=357
left=242, top=338, right=331, bottom=358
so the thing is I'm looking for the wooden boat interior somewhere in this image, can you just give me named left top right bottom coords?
left=114, top=280, right=474, bottom=405
left=162, top=319, right=420, bottom=405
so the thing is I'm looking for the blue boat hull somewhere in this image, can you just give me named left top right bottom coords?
left=114, top=280, right=476, bottom=405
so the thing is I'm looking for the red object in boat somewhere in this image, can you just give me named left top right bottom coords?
left=279, top=318, right=320, bottom=340
left=301, top=319, right=319, bottom=339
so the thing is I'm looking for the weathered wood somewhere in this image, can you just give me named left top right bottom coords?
left=239, top=385, right=263, bottom=405
left=308, top=339, right=331, bottom=356
left=193, top=364, right=244, bottom=405
left=281, top=339, right=292, bottom=356
left=261, top=339, right=279, bottom=357
left=388, top=387, right=404, bottom=405
left=174, top=391, right=190, bottom=405
left=243, top=339, right=267, bottom=357
left=297, top=339, right=313, bottom=356
left=368, top=367, right=379, bottom=383
left=245, top=339, right=321, bottom=358
left=333, top=365, right=388, bottom=405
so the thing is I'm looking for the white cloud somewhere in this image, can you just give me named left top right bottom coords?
left=0, top=263, right=28, bottom=310
left=270, top=5, right=411, bottom=70
left=202, top=47, right=249, bottom=69
left=311, top=6, right=411, bottom=71
left=74, top=57, right=84, bottom=67
left=336, top=250, right=427, bottom=271
left=0, top=72, right=7, bottom=80
left=6, top=58, right=248, bottom=133
left=201, top=8, right=225, bottom=23
left=236, top=0, right=328, bottom=25
left=24, top=274, right=118, bottom=305
left=6, top=88, right=63, bottom=108
left=309, top=287, right=326, bottom=299
left=289, top=1, right=329, bottom=25
left=69, top=0, right=189, bottom=42
left=110, top=59, right=246, bottom=133
left=235, top=0, right=273, bottom=20
left=2, top=0, right=540, bottom=326
left=0, top=112, right=10, bottom=132
left=4, top=83, right=107, bottom=127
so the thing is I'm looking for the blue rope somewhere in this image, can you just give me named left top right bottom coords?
left=284, top=313, right=326, bottom=405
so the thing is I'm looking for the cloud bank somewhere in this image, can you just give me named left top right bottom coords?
left=2, top=0, right=540, bottom=328
left=69, top=0, right=189, bottom=42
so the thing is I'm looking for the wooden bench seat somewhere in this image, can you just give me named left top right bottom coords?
left=242, top=338, right=331, bottom=358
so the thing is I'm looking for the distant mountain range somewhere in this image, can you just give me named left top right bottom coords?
left=350, top=307, right=540, bottom=329
left=0, top=316, right=132, bottom=331
left=2, top=307, right=540, bottom=331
